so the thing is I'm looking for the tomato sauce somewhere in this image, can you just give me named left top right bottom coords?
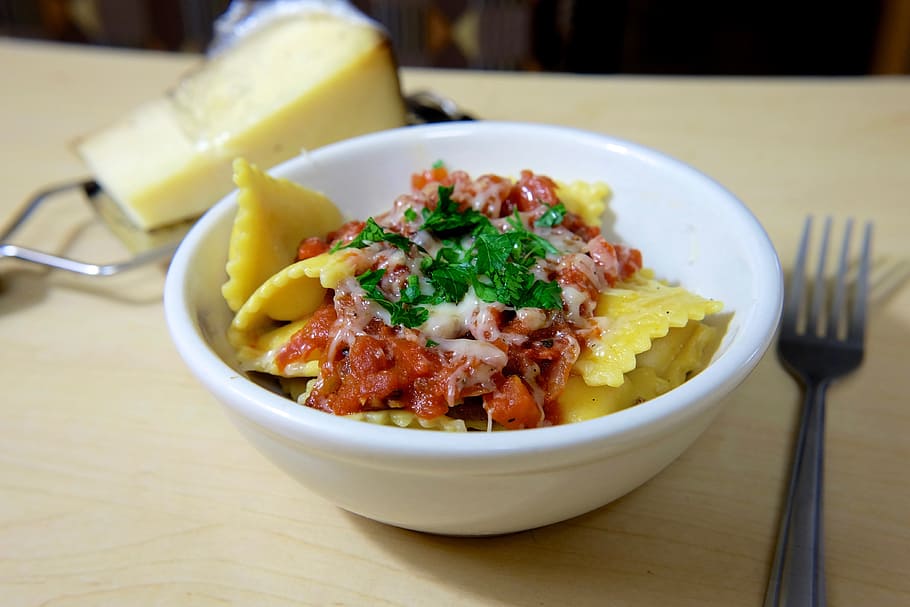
left=276, top=167, right=642, bottom=429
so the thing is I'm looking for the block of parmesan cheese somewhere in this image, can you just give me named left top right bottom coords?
left=75, top=12, right=406, bottom=231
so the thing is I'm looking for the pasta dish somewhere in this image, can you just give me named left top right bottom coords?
left=221, top=159, right=723, bottom=431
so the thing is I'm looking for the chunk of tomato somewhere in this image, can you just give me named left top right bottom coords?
left=483, top=375, right=542, bottom=429
left=296, top=236, right=329, bottom=261
left=507, top=170, right=560, bottom=213
left=411, top=166, right=451, bottom=190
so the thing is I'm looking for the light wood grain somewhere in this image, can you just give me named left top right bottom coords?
left=1, top=38, right=908, bottom=607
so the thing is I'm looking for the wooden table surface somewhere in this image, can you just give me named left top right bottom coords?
left=1, top=38, right=908, bottom=607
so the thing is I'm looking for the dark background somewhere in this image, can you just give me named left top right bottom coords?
left=2, top=0, right=908, bottom=75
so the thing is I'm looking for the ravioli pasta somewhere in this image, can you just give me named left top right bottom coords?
left=575, top=270, right=723, bottom=387
left=222, top=160, right=724, bottom=430
left=222, top=158, right=344, bottom=312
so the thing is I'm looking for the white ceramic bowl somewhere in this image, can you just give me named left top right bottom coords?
left=164, top=121, right=782, bottom=536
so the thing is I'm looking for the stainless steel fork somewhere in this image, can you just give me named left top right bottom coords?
left=763, top=216, right=873, bottom=607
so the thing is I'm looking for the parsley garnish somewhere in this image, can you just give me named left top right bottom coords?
left=349, top=184, right=566, bottom=328
left=534, top=202, right=567, bottom=228
left=357, top=269, right=429, bottom=328
left=421, top=186, right=488, bottom=236
left=429, top=207, right=563, bottom=310
left=332, top=217, right=421, bottom=253
left=522, top=277, right=564, bottom=309
left=423, top=188, right=564, bottom=311
left=505, top=211, right=560, bottom=259
left=472, top=251, right=562, bottom=309
left=420, top=240, right=473, bottom=304
left=424, top=257, right=473, bottom=303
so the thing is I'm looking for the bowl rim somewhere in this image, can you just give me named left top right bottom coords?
left=164, top=120, right=783, bottom=471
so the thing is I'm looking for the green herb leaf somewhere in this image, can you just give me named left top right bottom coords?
left=401, top=274, right=424, bottom=304
left=357, top=268, right=385, bottom=292
left=426, top=263, right=472, bottom=303
left=356, top=269, right=429, bottom=328
left=436, top=240, right=472, bottom=264
left=357, top=183, right=565, bottom=319
left=474, top=231, right=510, bottom=274
left=421, top=185, right=488, bottom=236
left=534, top=202, right=567, bottom=228
left=523, top=278, right=564, bottom=309
left=404, top=207, right=419, bottom=222
left=422, top=239, right=473, bottom=304
left=469, top=219, right=563, bottom=310
left=332, top=217, right=420, bottom=253
left=491, top=262, right=534, bottom=305
left=504, top=211, right=559, bottom=260
left=471, top=277, right=498, bottom=303
left=473, top=266, right=562, bottom=310
left=390, top=304, right=429, bottom=328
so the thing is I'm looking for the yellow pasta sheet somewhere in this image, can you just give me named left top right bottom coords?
left=557, top=319, right=720, bottom=424
left=574, top=270, right=723, bottom=388
left=222, top=158, right=344, bottom=312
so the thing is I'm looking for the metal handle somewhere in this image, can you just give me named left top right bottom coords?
left=0, top=179, right=177, bottom=277
left=764, top=380, right=827, bottom=607
left=0, top=240, right=177, bottom=276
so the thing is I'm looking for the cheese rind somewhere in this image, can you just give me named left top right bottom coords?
left=76, top=13, right=405, bottom=231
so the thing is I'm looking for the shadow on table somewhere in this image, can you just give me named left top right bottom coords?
left=345, top=494, right=759, bottom=606
left=344, top=470, right=765, bottom=607
left=0, top=217, right=169, bottom=313
left=0, top=262, right=167, bottom=314
left=0, top=267, right=51, bottom=314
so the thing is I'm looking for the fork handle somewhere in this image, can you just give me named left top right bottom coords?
left=764, top=379, right=828, bottom=607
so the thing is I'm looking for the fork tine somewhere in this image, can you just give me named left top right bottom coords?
left=848, top=222, right=873, bottom=344
left=783, top=216, right=813, bottom=334
left=827, top=219, right=854, bottom=339
left=809, top=217, right=833, bottom=336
